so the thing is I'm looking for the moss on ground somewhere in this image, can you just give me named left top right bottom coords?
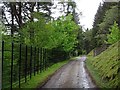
left=86, top=41, right=120, bottom=88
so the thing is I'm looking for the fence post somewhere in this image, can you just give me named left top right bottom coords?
left=38, top=48, right=40, bottom=73
left=44, top=48, right=45, bottom=71
left=11, top=42, right=14, bottom=89
left=19, top=44, right=21, bottom=88
left=46, top=49, right=48, bottom=68
left=25, top=45, right=27, bottom=83
left=47, top=50, right=49, bottom=68
left=34, top=47, right=36, bottom=76
left=43, top=48, right=45, bottom=71
left=45, top=49, right=48, bottom=70
left=30, top=46, right=32, bottom=79
left=41, top=48, right=43, bottom=72
left=40, top=48, right=42, bottom=73
left=2, top=41, right=4, bottom=88
left=45, top=49, right=46, bottom=70
left=37, top=48, right=39, bottom=74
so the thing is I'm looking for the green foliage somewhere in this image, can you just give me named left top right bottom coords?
left=21, top=12, right=51, bottom=47
left=1, top=22, right=9, bottom=41
left=107, top=21, right=120, bottom=44
left=92, top=3, right=118, bottom=47
left=1, top=22, right=21, bottom=43
left=87, top=41, right=120, bottom=88
left=21, top=13, right=79, bottom=52
left=0, top=22, right=6, bottom=41
left=98, top=6, right=118, bottom=38
left=83, top=29, right=94, bottom=53
left=51, top=14, right=79, bottom=52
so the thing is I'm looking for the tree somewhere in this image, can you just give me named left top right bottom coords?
left=20, top=12, right=55, bottom=48
left=96, top=5, right=118, bottom=46
left=83, top=29, right=94, bottom=54
left=92, top=2, right=118, bottom=47
left=2, top=2, right=54, bottom=37
left=107, top=22, right=120, bottom=44
left=98, top=5, right=118, bottom=35
left=52, top=14, right=79, bottom=52
left=76, top=26, right=84, bottom=55
left=21, top=13, right=79, bottom=51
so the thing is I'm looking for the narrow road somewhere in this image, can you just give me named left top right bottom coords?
left=42, top=56, right=96, bottom=88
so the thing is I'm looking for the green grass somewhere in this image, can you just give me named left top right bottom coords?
left=85, top=56, right=109, bottom=88
left=14, top=59, right=71, bottom=88
left=86, top=41, right=120, bottom=88
left=87, top=50, right=94, bottom=56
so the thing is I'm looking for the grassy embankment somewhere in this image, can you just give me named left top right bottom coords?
left=85, top=41, right=120, bottom=88
left=14, top=57, right=76, bottom=88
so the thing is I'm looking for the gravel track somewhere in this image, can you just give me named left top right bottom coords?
left=42, top=56, right=96, bottom=88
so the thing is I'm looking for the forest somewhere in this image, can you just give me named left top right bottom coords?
left=0, top=0, right=120, bottom=89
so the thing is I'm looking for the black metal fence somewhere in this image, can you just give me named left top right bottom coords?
left=2, top=41, right=57, bottom=88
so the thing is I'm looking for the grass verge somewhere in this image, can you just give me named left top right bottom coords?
left=15, top=59, right=71, bottom=88
left=86, top=42, right=120, bottom=88
left=85, top=56, right=109, bottom=88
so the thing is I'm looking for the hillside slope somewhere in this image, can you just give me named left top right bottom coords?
left=86, top=41, right=120, bottom=88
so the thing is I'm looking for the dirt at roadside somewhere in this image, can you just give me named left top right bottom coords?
left=41, top=56, right=96, bottom=88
